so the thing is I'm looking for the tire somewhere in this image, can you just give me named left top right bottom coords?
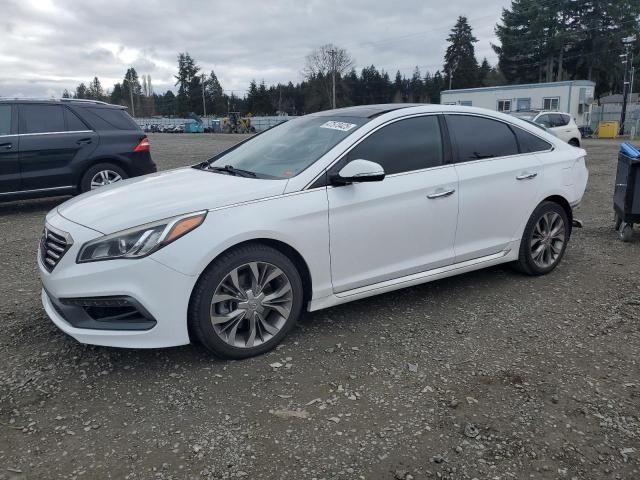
left=515, top=201, right=570, bottom=276
left=188, top=244, right=304, bottom=359
left=619, top=223, right=634, bottom=242
left=568, top=138, right=580, bottom=147
left=80, top=163, right=128, bottom=193
left=614, top=212, right=622, bottom=231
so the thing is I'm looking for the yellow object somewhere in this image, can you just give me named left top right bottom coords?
left=598, top=121, right=619, bottom=139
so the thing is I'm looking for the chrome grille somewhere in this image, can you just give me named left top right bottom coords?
left=40, top=226, right=72, bottom=272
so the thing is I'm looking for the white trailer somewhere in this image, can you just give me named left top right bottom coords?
left=440, top=80, right=595, bottom=127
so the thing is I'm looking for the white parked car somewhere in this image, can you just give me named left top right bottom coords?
left=510, top=110, right=582, bottom=147
left=39, top=105, right=588, bottom=358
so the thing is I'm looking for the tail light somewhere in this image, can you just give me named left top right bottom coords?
left=133, top=136, right=150, bottom=152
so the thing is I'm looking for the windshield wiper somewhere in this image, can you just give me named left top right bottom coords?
left=207, top=164, right=257, bottom=178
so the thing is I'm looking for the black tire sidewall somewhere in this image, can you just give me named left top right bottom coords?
left=189, top=245, right=304, bottom=359
left=80, top=163, right=128, bottom=193
left=519, top=201, right=570, bottom=275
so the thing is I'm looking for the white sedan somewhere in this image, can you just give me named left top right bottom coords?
left=39, top=105, right=588, bottom=358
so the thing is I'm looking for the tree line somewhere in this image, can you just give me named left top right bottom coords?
left=66, top=0, right=640, bottom=117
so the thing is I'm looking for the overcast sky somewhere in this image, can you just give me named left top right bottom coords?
left=1, top=0, right=512, bottom=98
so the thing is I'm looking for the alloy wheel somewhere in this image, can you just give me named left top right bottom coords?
left=90, top=170, right=123, bottom=189
left=530, top=211, right=565, bottom=268
left=210, top=262, right=293, bottom=348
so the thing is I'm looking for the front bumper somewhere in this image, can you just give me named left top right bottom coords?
left=39, top=210, right=196, bottom=348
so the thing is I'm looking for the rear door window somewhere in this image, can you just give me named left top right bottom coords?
left=0, top=105, right=11, bottom=135
left=346, top=115, right=443, bottom=174
left=64, top=108, right=90, bottom=131
left=447, top=115, right=519, bottom=162
left=21, top=104, right=65, bottom=134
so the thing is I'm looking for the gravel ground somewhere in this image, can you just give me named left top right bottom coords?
left=0, top=134, right=638, bottom=480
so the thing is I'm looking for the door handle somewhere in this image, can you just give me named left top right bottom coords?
left=76, top=138, right=92, bottom=145
left=427, top=188, right=455, bottom=199
left=0, top=142, right=12, bottom=150
left=516, top=172, right=538, bottom=180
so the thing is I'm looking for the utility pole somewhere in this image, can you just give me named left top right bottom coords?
left=201, top=73, right=207, bottom=117
left=329, top=48, right=336, bottom=109
left=620, top=36, right=636, bottom=136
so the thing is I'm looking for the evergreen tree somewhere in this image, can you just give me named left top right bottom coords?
left=122, top=68, right=142, bottom=115
left=444, top=16, right=480, bottom=89
left=204, top=70, right=226, bottom=115
left=478, top=58, right=491, bottom=86
left=174, top=53, right=200, bottom=115
left=74, top=83, right=88, bottom=99
left=87, top=77, right=104, bottom=101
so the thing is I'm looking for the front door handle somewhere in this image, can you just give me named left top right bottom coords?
left=516, top=172, right=538, bottom=180
left=0, top=142, right=12, bottom=150
left=427, top=188, right=455, bottom=199
left=76, top=138, right=92, bottom=145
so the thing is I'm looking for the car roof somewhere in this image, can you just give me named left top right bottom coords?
left=311, top=103, right=425, bottom=118
left=0, top=98, right=126, bottom=109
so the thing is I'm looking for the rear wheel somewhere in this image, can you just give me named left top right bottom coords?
left=188, top=244, right=304, bottom=359
left=516, top=201, right=570, bottom=275
left=80, top=163, right=127, bottom=193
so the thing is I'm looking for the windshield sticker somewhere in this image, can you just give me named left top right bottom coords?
left=320, top=121, right=357, bottom=132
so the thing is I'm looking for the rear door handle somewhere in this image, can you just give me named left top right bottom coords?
left=76, top=138, right=92, bottom=145
left=516, top=172, right=537, bottom=180
left=0, top=142, right=12, bottom=150
left=427, top=188, right=455, bottom=199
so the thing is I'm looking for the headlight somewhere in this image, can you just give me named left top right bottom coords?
left=77, top=211, right=207, bottom=263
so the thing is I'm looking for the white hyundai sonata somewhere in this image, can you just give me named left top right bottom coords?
left=39, top=104, right=588, bottom=358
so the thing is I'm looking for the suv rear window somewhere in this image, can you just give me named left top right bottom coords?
left=22, top=104, right=65, bottom=134
left=82, top=107, right=139, bottom=130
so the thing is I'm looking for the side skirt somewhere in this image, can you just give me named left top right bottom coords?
left=308, top=248, right=515, bottom=312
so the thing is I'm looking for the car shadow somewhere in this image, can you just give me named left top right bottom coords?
left=0, top=196, right=71, bottom=216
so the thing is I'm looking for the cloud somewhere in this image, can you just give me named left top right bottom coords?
left=0, top=0, right=511, bottom=98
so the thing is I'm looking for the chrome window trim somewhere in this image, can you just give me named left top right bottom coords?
left=0, top=130, right=94, bottom=138
left=444, top=112, right=555, bottom=161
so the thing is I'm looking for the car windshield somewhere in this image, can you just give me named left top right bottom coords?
left=206, top=115, right=367, bottom=179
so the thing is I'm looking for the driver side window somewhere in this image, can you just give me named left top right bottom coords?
left=346, top=116, right=444, bottom=175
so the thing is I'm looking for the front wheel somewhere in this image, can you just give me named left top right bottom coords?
left=188, top=244, right=304, bottom=359
left=515, top=201, right=570, bottom=275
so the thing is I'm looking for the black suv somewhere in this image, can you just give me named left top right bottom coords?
left=0, top=98, right=156, bottom=201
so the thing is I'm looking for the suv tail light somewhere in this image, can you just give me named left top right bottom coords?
left=133, top=137, right=150, bottom=152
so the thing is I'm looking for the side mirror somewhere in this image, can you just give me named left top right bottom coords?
left=331, top=159, right=385, bottom=185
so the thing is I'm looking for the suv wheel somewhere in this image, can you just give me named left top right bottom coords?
left=80, top=163, right=128, bottom=192
left=516, top=201, right=570, bottom=275
left=189, top=244, right=304, bottom=359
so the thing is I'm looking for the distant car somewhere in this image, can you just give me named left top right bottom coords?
left=510, top=111, right=582, bottom=147
left=0, top=98, right=156, bottom=201
left=39, top=104, right=588, bottom=359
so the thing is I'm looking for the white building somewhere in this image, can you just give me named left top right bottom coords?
left=440, top=80, right=595, bottom=126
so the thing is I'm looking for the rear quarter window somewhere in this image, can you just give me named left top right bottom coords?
left=513, top=126, right=553, bottom=153
left=81, top=107, right=139, bottom=130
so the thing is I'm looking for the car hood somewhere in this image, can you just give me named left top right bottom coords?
left=56, top=167, right=289, bottom=234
